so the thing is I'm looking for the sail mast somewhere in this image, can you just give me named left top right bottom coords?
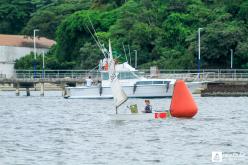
left=108, top=39, right=128, bottom=113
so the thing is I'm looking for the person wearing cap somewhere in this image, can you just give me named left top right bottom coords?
left=143, top=100, right=152, bottom=113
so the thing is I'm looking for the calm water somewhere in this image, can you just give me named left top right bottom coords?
left=0, top=91, right=247, bottom=165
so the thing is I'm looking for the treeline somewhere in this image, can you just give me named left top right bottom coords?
left=1, top=0, right=248, bottom=70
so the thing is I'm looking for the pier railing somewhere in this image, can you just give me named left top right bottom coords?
left=14, top=70, right=100, bottom=79
left=0, top=73, right=6, bottom=79
left=1, top=69, right=248, bottom=81
left=139, top=69, right=248, bottom=81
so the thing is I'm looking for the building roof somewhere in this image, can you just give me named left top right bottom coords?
left=0, top=34, right=56, bottom=48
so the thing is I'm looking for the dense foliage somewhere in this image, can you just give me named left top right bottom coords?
left=0, top=0, right=247, bottom=69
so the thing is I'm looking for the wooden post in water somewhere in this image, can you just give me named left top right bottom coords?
left=40, top=82, right=44, bottom=96
left=15, top=83, right=20, bottom=96
left=26, top=88, right=30, bottom=96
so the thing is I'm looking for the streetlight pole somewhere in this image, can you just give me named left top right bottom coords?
left=134, top=50, right=137, bottom=69
left=33, top=29, right=39, bottom=79
left=230, top=49, right=233, bottom=69
left=198, top=28, right=203, bottom=79
left=42, top=51, right=45, bottom=79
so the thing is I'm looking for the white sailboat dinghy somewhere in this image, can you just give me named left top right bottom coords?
left=107, top=40, right=169, bottom=120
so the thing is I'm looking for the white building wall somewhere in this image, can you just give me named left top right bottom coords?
left=0, top=46, right=49, bottom=78
left=0, top=63, right=14, bottom=78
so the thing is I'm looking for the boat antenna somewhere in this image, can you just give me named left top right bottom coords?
left=122, top=42, right=128, bottom=63
left=88, top=16, right=104, bottom=50
left=86, top=16, right=108, bottom=58
left=85, top=25, right=107, bottom=59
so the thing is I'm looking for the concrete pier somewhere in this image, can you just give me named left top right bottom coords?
left=61, top=83, right=69, bottom=97
left=201, top=81, right=248, bottom=97
left=40, top=82, right=44, bottom=96
left=15, top=84, right=20, bottom=96
left=26, top=88, right=30, bottom=96
left=0, top=78, right=84, bottom=96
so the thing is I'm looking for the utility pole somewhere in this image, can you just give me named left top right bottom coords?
left=122, top=42, right=128, bottom=63
left=230, top=49, right=233, bottom=69
left=128, top=44, right=131, bottom=66
left=42, top=51, right=45, bottom=79
left=198, top=28, right=203, bottom=79
left=134, top=50, right=138, bottom=69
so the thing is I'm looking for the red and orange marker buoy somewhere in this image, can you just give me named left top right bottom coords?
left=170, top=80, right=198, bottom=118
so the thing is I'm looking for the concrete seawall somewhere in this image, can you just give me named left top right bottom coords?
left=201, top=81, right=248, bottom=97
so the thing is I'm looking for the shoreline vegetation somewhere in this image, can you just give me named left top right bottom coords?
left=1, top=0, right=248, bottom=70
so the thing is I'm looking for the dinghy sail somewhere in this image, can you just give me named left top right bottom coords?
left=108, top=40, right=128, bottom=112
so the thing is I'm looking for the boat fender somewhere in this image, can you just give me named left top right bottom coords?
left=99, top=86, right=102, bottom=96
left=166, top=82, right=170, bottom=93
left=170, top=80, right=198, bottom=118
left=133, top=83, right=137, bottom=94
left=99, top=81, right=103, bottom=96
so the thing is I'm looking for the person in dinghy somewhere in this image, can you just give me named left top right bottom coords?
left=142, top=100, right=152, bottom=113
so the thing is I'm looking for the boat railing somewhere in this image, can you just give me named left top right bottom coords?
left=0, top=73, right=6, bottom=79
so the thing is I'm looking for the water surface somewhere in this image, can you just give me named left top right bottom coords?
left=0, top=91, right=247, bottom=164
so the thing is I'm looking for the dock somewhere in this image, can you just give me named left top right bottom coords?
left=1, top=69, right=248, bottom=96
left=201, top=81, right=248, bottom=97
left=0, top=78, right=87, bottom=96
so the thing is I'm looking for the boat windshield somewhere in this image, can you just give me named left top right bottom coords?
left=101, top=71, right=139, bottom=80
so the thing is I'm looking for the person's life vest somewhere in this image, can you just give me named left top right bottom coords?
left=104, top=63, right=108, bottom=71
left=145, top=105, right=152, bottom=113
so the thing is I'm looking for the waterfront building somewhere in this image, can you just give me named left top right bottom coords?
left=0, top=34, right=55, bottom=78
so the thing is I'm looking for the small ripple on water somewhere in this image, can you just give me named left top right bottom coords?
left=144, top=159, right=161, bottom=163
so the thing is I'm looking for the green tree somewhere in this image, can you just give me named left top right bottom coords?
left=13, top=0, right=248, bottom=70
left=199, top=21, right=244, bottom=68
left=21, top=1, right=91, bottom=39
left=0, top=0, right=34, bottom=34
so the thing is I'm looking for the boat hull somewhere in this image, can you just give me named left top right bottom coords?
left=109, top=112, right=169, bottom=121
left=65, top=85, right=174, bottom=99
left=64, top=82, right=201, bottom=99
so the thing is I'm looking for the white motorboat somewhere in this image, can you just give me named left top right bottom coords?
left=64, top=62, right=201, bottom=99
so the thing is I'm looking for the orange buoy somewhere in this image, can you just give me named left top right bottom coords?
left=170, top=80, right=198, bottom=118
